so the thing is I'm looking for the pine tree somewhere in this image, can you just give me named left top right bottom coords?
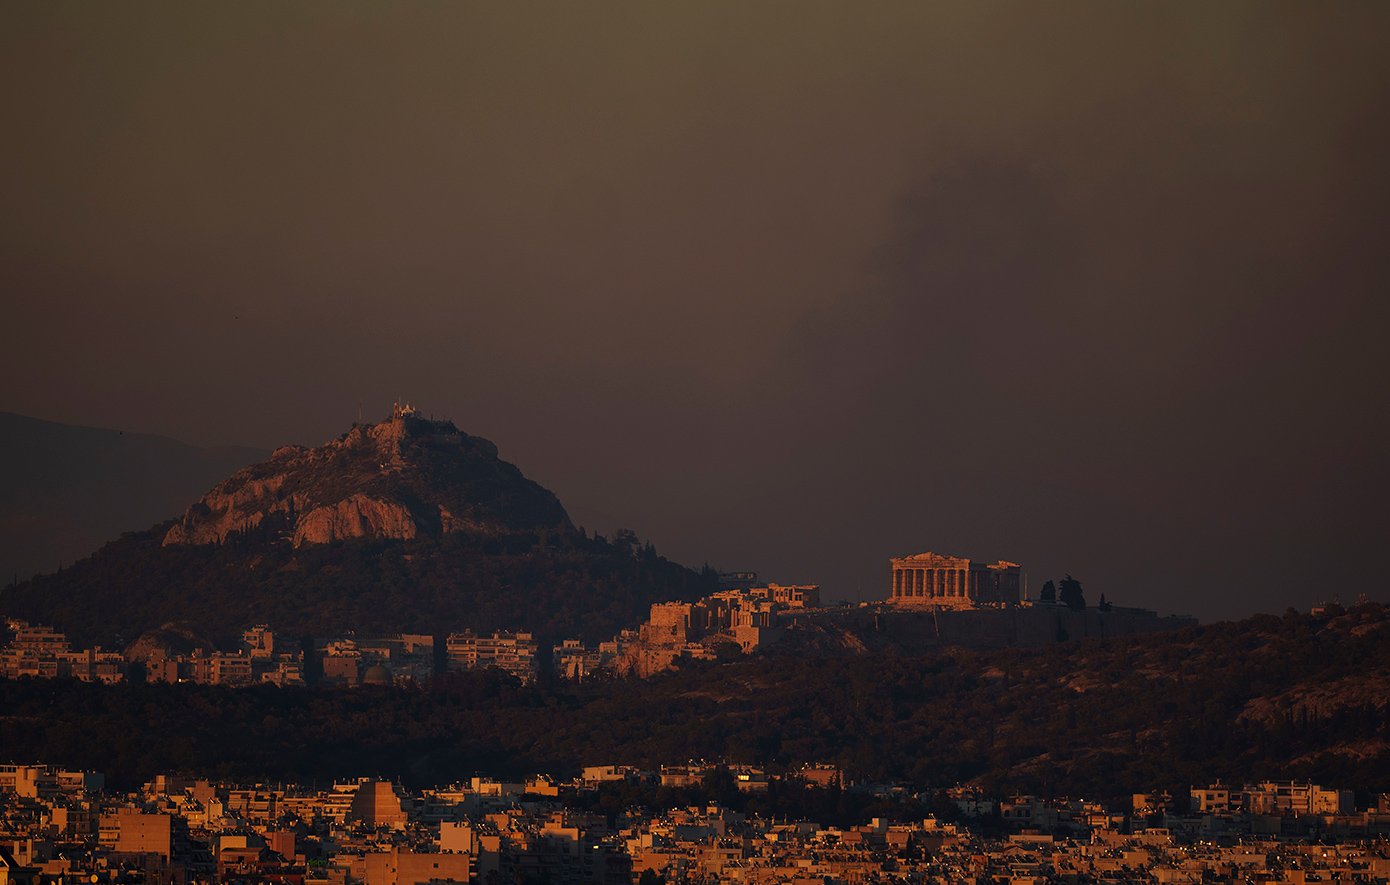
left=1058, top=574, right=1086, bottom=611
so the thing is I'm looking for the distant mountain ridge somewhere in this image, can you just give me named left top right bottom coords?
left=0, top=411, right=268, bottom=583
left=163, top=405, right=570, bottom=548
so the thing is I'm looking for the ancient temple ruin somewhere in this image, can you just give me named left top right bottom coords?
left=887, top=552, right=1021, bottom=609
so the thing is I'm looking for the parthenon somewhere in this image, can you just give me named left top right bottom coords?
left=887, top=552, right=1021, bottom=609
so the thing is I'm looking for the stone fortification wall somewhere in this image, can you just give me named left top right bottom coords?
left=648, top=603, right=693, bottom=631
left=934, top=606, right=1196, bottom=649
left=793, top=605, right=1196, bottom=654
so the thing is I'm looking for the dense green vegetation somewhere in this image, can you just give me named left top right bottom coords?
left=2, top=604, right=1387, bottom=803
left=0, top=523, right=715, bottom=648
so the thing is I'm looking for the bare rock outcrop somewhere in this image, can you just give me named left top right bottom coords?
left=163, top=501, right=281, bottom=546
left=1238, top=670, right=1390, bottom=726
left=125, top=621, right=217, bottom=662
left=163, top=405, right=570, bottom=548
left=292, top=495, right=419, bottom=546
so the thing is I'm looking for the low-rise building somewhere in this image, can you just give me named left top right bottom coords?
left=445, top=631, right=538, bottom=683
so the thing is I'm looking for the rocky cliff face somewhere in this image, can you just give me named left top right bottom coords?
left=163, top=407, right=571, bottom=547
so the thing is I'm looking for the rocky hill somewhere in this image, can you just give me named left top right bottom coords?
left=1, top=408, right=715, bottom=647
left=123, top=621, right=219, bottom=663
left=163, top=405, right=569, bottom=547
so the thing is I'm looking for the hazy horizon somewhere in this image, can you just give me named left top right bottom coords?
left=4, top=4, right=1388, bottom=623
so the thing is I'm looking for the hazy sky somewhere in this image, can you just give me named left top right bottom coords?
left=3, top=4, right=1387, bottom=622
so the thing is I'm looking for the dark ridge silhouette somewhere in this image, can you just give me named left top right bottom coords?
left=0, top=411, right=267, bottom=585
